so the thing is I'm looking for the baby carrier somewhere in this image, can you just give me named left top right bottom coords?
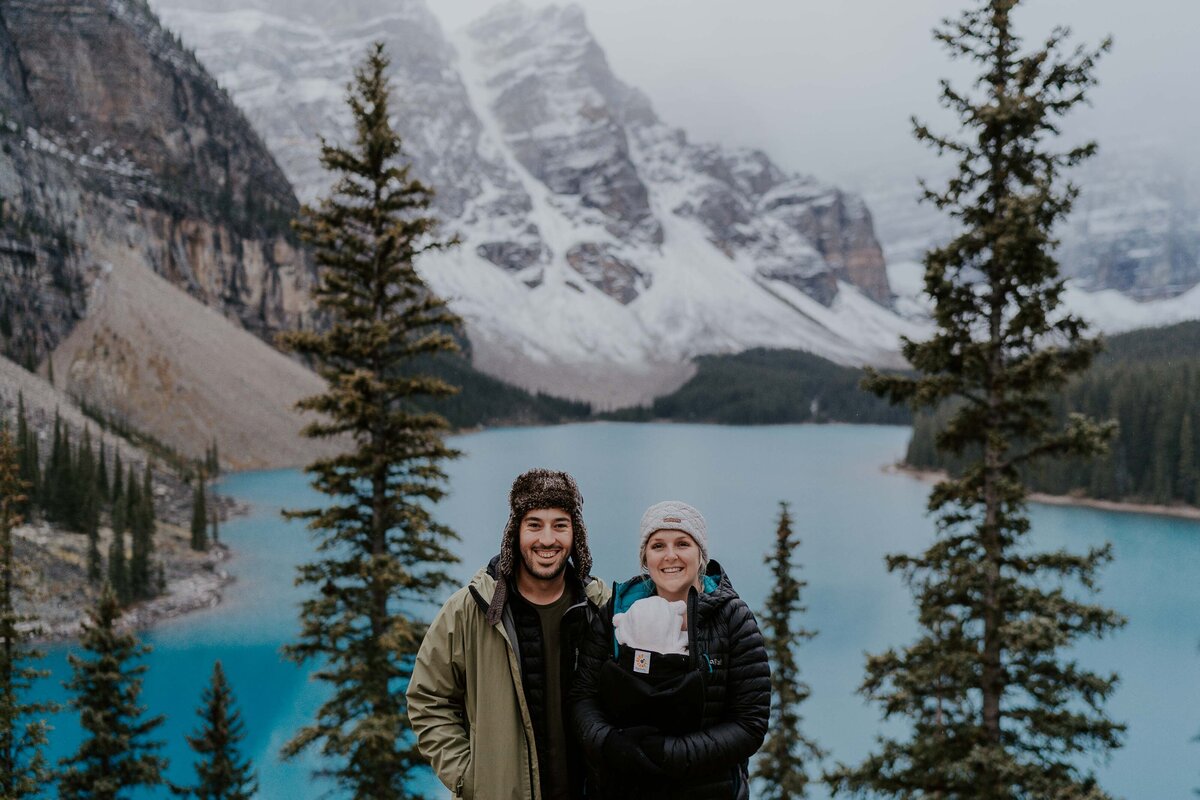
left=597, top=577, right=714, bottom=735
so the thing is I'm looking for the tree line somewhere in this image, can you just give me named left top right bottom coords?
left=906, top=320, right=1200, bottom=507
left=7, top=394, right=220, bottom=604
left=0, top=422, right=255, bottom=798
left=4, top=430, right=254, bottom=796
left=606, top=348, right=912, bottom=425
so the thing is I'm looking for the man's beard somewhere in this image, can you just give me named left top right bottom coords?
left=521, top=549, right=570, bottom=582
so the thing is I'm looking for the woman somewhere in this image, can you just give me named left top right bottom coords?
left=570, top=500, right=770, bottom=800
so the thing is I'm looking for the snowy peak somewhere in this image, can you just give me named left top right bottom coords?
left=463, top=2, right=661, bottom=245
left=152, top=0, right=914, bottom=406
left=466, top=2, right=657, bottom=128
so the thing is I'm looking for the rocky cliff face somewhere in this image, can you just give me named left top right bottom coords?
left=155, top=0, right=912, bottom=406
left=0, top=0, right=315, bottom=375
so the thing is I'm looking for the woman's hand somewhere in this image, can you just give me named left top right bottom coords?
left=603, top=726, right=668, bottom=778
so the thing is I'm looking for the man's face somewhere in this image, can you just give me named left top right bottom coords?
left=517, top=508, right=573, bottom=583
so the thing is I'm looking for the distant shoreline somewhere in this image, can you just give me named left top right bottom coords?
left=21, top=528, right=236, bottom=644
left=889, top=463, right=1200, bottom=522
left=22, top=487, right=251, bottom=644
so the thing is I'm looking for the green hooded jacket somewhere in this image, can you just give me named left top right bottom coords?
left=408, top=563, right=610, bottom=800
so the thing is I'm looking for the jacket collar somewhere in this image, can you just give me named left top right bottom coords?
left=612, top=559, right=731, bottom=617
left=472, top=555, right=604, bottom=613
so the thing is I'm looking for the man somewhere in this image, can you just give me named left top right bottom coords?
left=408, top=468, right=609, bottom=800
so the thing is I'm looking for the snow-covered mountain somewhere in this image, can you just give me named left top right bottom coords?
left=862, top=141, right=1200, bottom=338
left=152, top=0, right=924, bottom=406
left=859, top=140, right=1200, bottom=301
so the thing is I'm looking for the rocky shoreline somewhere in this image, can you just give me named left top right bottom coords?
left=889, top=463, right=1200, bottom=522
left=16, top=517, right=237, bottom=643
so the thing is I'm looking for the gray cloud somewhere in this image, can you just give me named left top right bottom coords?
left=430, top=0, right=1199, bottom=187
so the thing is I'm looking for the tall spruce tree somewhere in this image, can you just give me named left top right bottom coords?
left=42, top=413, right=64, bottom=524
left=277, top=41, right=462, bottom=798
left=0, top=427, right=54, bottom=798
left=14, top=395, right=36, bottom=519
left=191, top=476, right=208, bottom=552
left=58, top=586, right=167, bottom=798
left=175, top=661, right=257, bottom=799
left=206, top=439, right=221, bottom=477
left=828, top=3, right=1124, bottom=798
left=97, top=438, right=110, bottom=504
left=754, top=502, right=823, bottom=800
left=111, top=449, right=123, bottom=509
left=74, top=428, right=96, bottom=532
left=129, top=464, right=156, bottom=601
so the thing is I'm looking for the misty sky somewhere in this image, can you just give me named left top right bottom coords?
left=431, top=0, right=1198, bottom=189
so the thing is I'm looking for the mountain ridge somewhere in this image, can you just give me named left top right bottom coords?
left=153, top=0, right=924, bottom=407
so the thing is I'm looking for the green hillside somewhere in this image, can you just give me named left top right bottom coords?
left=605, top=348, right=910, bottom=425
left=408, top=353, right=591, bottom=429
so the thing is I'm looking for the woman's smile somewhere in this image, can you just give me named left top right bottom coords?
left=644, top=529, right=702, bottom=602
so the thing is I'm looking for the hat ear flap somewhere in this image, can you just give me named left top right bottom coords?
left=570, top=510, right=592, bottom=580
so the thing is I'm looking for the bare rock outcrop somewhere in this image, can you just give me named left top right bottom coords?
left=0, top=0, right=316, bottom=381
left=0, top=0, right=335, bottom=462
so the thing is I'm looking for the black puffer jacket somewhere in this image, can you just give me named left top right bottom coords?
left=569, top=561, right=770, bottom=800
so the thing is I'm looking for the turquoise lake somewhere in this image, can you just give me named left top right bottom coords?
left=36, top=423, right=1200, bottom=798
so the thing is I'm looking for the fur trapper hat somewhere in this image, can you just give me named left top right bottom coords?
left=486, top=468, right=592, bottom=625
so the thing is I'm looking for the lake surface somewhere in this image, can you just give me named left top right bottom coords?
left=35, top=423, right=1200, bottom=798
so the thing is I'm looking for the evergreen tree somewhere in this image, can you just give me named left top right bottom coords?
left=190, top=477, right=208, bottom=552
left=1178, top=413, right=1196, bottom=505
left=277, top=41, right=462, bottom=798
left=206, top=439, right=221, bottom=478
left=175, top=661, right=257, bottom=799
left=80, top=439, right=102, bottom=582
left=97, top=439, right=110, bottom=505
left=14, top=394, right=36, bottom=519
left=754, top=502, right=823, bottom=800
left=129, top=464, right=156, bottom=601
left=42, top=413, right=64, bottom=524
left=111, top=449, right=124, bottom=510
left=74, top=428, right=97, bottom=533
left=58, top=587, right=166, bottom=798
left=142, top=461, right=154, bottom=514
left=0, top=427, right=54, bottom=798
left=829, top=3, right=1124, bottom=797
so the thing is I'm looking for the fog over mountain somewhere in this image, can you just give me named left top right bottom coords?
left=432, top=0, right=1200, bottom=183
left=145, top=0, right=1198, bottom=409
left=155, top=0, right=934, bottom=407
left=436, top=0, right=1200, bottom=302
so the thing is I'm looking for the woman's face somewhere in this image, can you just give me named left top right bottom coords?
left=643, top=529, right=702, bottom=602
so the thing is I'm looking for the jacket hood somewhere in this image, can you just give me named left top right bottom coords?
left=612, top=559, right=733, bottom=616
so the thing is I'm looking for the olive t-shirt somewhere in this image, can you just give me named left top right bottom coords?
left=532, top=590, right=574, bottom=800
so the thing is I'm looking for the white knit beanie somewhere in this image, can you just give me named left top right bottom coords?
left=639, top=500, right=708, bottom=572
